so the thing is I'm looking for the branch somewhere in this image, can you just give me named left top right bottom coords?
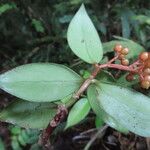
left=107, top=55, right=119, bottom=64
left=38, top=105, right=67, bottom=146
left=99, top=63, right=137, bottom=73
left=84, top=125, right=108, bottom=150
left=73, top=64, right=100, bottom=99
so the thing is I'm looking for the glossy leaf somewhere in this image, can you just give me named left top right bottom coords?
left=88, top=83, right=150, bottom=137
left=67, top=4, right=103, bottom=64
left=87, top=84, right=128, bottom=134
left=66, top=98, right=91, bottom=129
left=0, top=100, right=57, bottom=129
left=0, top=63, right=82, bottom=102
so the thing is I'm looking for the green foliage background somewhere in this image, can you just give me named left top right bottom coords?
left=0, top=0, right=150, bottom=70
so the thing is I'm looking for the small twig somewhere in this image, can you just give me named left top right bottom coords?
left=70, top=60, right=83, bottom=68
left=102, top=143, right=110, bottom=150
left=80, top=128, right=98, bottom=136
left=73, top=64, right=101, bottom=99
left=107, top=55, right=119, bottom=64
left=23, top=47, right=40, bottom=64
left=129, top=135, right=137, bottom=150
left=129, top=60, right=140, bottom=68
left=99, top=63, right=137, bottom=73
left=28, top=36, right=61, bottom=46
left=72, top=128, right=97, bottom=143
left=146, top=138, right=150, bottom=150
left=27, top=6, right=51, bottom=34
left=84, top=125, right=108, bottom=150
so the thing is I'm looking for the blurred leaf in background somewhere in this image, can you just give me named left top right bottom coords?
left=0, top=3, right=16, bottom=15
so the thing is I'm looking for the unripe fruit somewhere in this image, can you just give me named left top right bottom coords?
left=118, top=54, right=125, bottom=60
left=144, top=75, right=150, bottom=82
left=114, top=44, right=123, bottom=52
left=121, top=59, right=129, bottom=66
left=121, top=48, right=129, bottom=55
left=126, top=74, right=135, bottom=81
left=143, top=68, right=150, bottom=74
left=140, top=80, right=150, bottom=89
left=139, top=52, right=149, bottom=61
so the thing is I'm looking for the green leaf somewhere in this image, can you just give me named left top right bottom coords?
left=0, top=100, right=57, bottom=129
left=95, top=116, right=104, bottom=128
left=0, top=138, right=5, bottom=150
left=18, top=134, right=26, bottom=146
left=11, top=136, right=22, bottom=150
left=11, top=127, right=21, bottom=135
left=59, top=15, right=73, bottom=24
left=133, top=15, right=150, bottom=25
left=65, top=98, right=91, bottom=129
left=87, top=84, right=128, bottom=134
left=103, top=38, right=144, bottom=60
left=121, top=10, right=131, bottom=38
left=0, top=3, right=16, bottom=15
left=67, top=4, right=103, bottom=64
left=61, top=94, right=73, bottom=104
left=88, top=83, right=150, bottom=137
left=0, top=63, right=82, bottom=102
left=70, top=0, right=82, bottom=5
left=32, top=19, right=45, bottom=33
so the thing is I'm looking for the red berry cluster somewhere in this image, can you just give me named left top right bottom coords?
left=114, top=44, right=150, bottom=89
left=139, top=52, right=150, bottom=89
left=114, top=44, right=129, bottom=66
left=125, top=52, right=150, bottom=89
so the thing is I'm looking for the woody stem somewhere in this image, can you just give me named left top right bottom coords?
left=38, top=65, right=101, bottom=147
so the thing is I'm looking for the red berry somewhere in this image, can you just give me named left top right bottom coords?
left=143, top=68, right=150, bottom=74
left=139, top=52, right=149, bottom=61
left=145, top=60, right=150, bottom=68
left=140, top=80, right=150, bottom=89
left=118, top=54, right=125, bottom=60
left=144, top=75, right=150, bottom=82
left=121, top=59, right=129, bottom=66
left=126, top=74, right=135, bottom=81
left=121, top=48, right=129, bottom=55
left=114, top=44, right=123, bottom=52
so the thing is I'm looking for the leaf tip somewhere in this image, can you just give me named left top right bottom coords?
left=78, top=3, right=86, bottom=13
left=80, top=3, right=85, bottom=8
